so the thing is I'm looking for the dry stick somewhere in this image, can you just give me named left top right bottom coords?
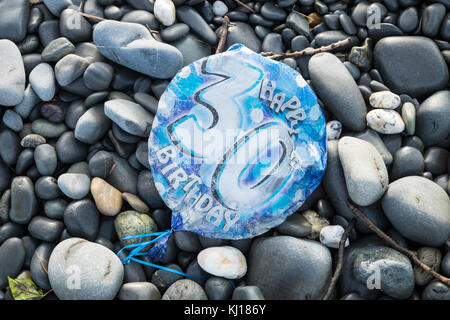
left=216, top=16, right=231, bottom=54
left=233, top=0, right=256, bottom=13
left=80, top=12, right=105, bottom=21
left=260, top=37, right=353, bottom=60
left=346, top=199, right=450, bottom=286
left=322, top=219, right=356, bottom=300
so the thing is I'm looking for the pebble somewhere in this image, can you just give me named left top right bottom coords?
left=30, top=243, right=54, bottom=290
left=154, top=0, right=176, bottom=26
left=369, top=91, right=401, bottom=109
left=275, top=213, right=311, bottom=238
left=374, top=37, right=449, bottom=97
left=398, top=7, right=419, bottom=33
left=104, top=99, right=153, bottom=137
left=42, top=0, right=72, bottom=17
left=389, top=146, right=424, bottom=181
left=197, top=246, right=247, bottom=279
left=56, top=131, right=88, bottom=164
left=114, top=210, right=157, bottom=246
left=0, top=40, right=26, bottom=106
left=309, top=53, right=367, bottom=131
left=35, top=176, right=60, bottom=200
left=57, top=173, right=91, bottom=200
left=160, top=23, right=190, bottom=42
left=401, top=102, right=416, bottom=135
left=14, top=84, right=40, bottom=119
left=424, top=147, right=449, bottom=176
left=382, top=176, right=450, bottom=246
left=353, top=129, right=393, bottom=166
left=60, top=8, right=92, bottom=43
left=338, top=137, right=388, bottom=206
left=55, top=54, right=90, bottom=86
left=93, top=20, right=182, bottom=79
left=422, top=280, right=450, bottom=300
left=41, top=37, right=75, bottom=62
left=422, top=3, right=446, bottom=38
left=83, top=62, right=114, bottom=91
left=205, top=277, right=233, bottom=300
left=413, top=247, right=442, bottom=286
left=320, top=225, right=350, bottom=248
left=74, top=105, right=111, bottom=144
left=213, top=1, right=228, bottom=17
left=122, top=192, right=150, bottom=214
left=10, top=177, right=38, bottom=224
left=64, top=199, right=99, bottom=241
left=2, top=110, right=23, bottom=132
left=172, top=34, right=211, bottom=66
left=119, top=282, right=161, bottom=300
left=44, top=199, right=68, bottom=220
left=326, top=120, right=342, bottom=140
left=219, top=22, right=261, bottom=52
left=232, top=286, right=265, bottom=300
left=40, top=103, right=65, bottom=123
left=0, top=0, right=29, bottom=42
left=367, top=109, right=405, bottom=134
left=48, top=238, right=124, bottom=300
left=34, top=144, right=57, bottom=176
left=162, top=279, right=208, bottom=300
left=27, top=216, right=64, bottom=242
left=91, top=177, right=123, bottom=216
left=247, top=236, right=331, bottom=299
left=286, top=11, right=310, bottom=37
left=0, top=238, right=26, bottom=289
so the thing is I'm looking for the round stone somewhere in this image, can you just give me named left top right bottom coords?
left=413, top=247, right=442, bottom=286
left=64, top=199, right=100, bottom=241
left=401, top=102, right=416, bottom=135
left=162, top=279, right=208, bottom=300
left=57, top=173, right=91, bottom=200
left=367, top=109, right=405, bottom=134
left=29, top=63, right=56, bottom=101
left=91, top=177, right=123, bottom=216
left=320, top=225, right=350, bottom=249
left=369, top=91, right=401, bottom=109
left=326, top=120, right=342, bottom=140
left=154, top=0, right=176, bottom=26
left=114, top=210, right=157, bottom=247
left=34, top=144, right=57, bottom=176
left=197, top=246, right=247, bottom=280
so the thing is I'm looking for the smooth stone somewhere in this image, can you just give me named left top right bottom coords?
left=38, top=19, right=61, bottom=48
left=247, top=236, right=331, bottom=300
left=151, top=263, right=184, bottom=291
left=35, top=176, right=60, bottom=200
left=83, top=62, right=114, bottom=91
left=374, top=37, right=449, bottom=97
left=59, top=8, right=92, bottom=43
left=442, top=252, right=450, bottom=277
left=367, top=109, right=405, bottom=134
left=161, top=23, right=190, bottom=42
left=14, top=85, right=40, bottom=119
left=56, top=131, right=89, bottom=164
left=48, top=238, right=124, bottom=300
left=64, top=199, right=99, bottom=241
left=369, top=91, right=401, bottom=109
left=275, top=213, right=312, bottom=238
left=44, top=199, right=68, bottom=219
left=217, top=22, right=261, bottom=52
left=65, top=100, right=86, bottom=129
left=403, top=135, right=424, bottom=152
left=34, top=144, right=57, bottom=176
left=55, top=54, right=90, bottom=86
left=232, top=286, right=265, bottom=300
left=29, top=243, right=54, bottom=290
left=0, top=238, right=26, bottom=289
left=40, top=103, right=65, bottom=123
left=414, top=247, right=442, bottom=286
left=32, top=119, right=67, bottom=138
left=422, top=280, right=450, bottom=300
left=74, top=105, right=111, bottom=144
left=416, top=90, right=450, bottom=149
left=338, top=136, right=388, bottom=206
left=260, top=2, right=286, bottom=21
left=320, top=225, right=350, bottom=248
left=18, top=34, right=40, bottom=55
left=119, top=282, right=161, bottom=300
left=10, top=177, right=38, bottom=224
left=367, top=23, right=404, bottom=43
left=104, top=99, right=153, bottom=137
left=344, top=61, right=361, bottom=80
left=422, top=3, right=446, bottom=37
left=398, top=7, right=419, bottom=33
left=324, top=14, right=340, bottom=30
left=174, top=230, right=202, bottom=253
left=197, top=246, right=246, bottom=279
left=74, top=42, right=104, bottom=64
left=120, top=10, right=159, bottom=30
left=0, top=222, right=25, bottom=245
left=67, top=161, right=89, bottom=176
left=0, top=40, right=26, bottom=106
left=262, top=33, right=284, bottom=54
left=41, top=37, right=75, bottom=62
left=339, top=13, right=357, bottom=35
left=0, top=0, right=29, bottom=42
left=382, top=176, right=450, bottom=246
left=83, top=0, right=104, bottom=20
left=286, top=11, right=310, bottom=36
left=2, top=110, right=23, bottom=132
left=301, top=210, right=330, bottom=239
left=27, top=216, right=64, bottom=242
left=0, top=190, right=10, bottom=225
left=114, top=210, right=157, bottom=247
left=91, top=177, right=123, bottom=216
left=213, top=0, right=228, bottom=16
left=326, top=120, right=342, bottom=140
left=42, top=0, right=72, bottom=16
left=172, top=34, right=211, bottom=67
left=314, top=31, right=358, bottom=50
left=309, top=53, right=367, bottom=130
left=108, top=153, right=139, bottom=194
left=401, top=102, right=416, bottom=135
left=93, top=20, right=182, bottom=79
left=162, top=279, right=208, bottom=300
left=88, top=151, right=114, bottom=179
left=0, top=129, right=20, bottom=166
left=291, top=35, right=310, bottom=51
left=441, top=13, right=450, bottom=41
left=353, top=246, right=414, bottom=299
left=154, top=0, right=176, bottom=26
left=353, top=129, right=393, bottom=166
left=424, top=147, right=449, bottom=175
left=57, top=173, right=91, bottom=200
left=122, top=192, right=150, bottom=214
left=205, top=277, right=233, bottom=300
left=389, top=146, right=424, bottom=181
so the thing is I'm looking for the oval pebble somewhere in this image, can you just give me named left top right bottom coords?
left=197, top=246, right=247, bottom=279
left=367, top=109, right=405, bottom=134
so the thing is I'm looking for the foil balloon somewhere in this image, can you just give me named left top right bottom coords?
left=145, top=43, right=327, bottom=261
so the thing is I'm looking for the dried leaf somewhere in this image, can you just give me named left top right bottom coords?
left=8, top=276, right=45, bottom=300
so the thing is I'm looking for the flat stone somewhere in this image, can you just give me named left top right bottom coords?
left=29, top=63, right=56, bottom=101
left=74, top=105, right=111, bottom=144
left=338, top=136, right=388, bottom=206
left=382, top=176, right=450, bottom=246
left=57, top=173, right=91, bottom=200
left=197, top=246, right=247, bottom=279
left=27, top=216, right=64, bottom=242
left=160, top=23, right=190, bottom=42
left=93, top=20, right=183, bottom=79
left=369, top=91, right=401, bottom=109
left=91, top=177, right=123, bottom=216
left=0, top=40, right=26, bottom=106
left=48, top=238, right=124, bottom=300
left=32, top=119, right=68, bottom=138
left=177, top=6, right=218, bottom=45
left=122, top=192, right=150, bottom=214
left=64, top=199, right=99, bottom=241
left=55, top=54, right=90, bottom=86
left=286, top=11, right=310, bottom=36
left=309, top=53, right=367, bottom=130
left=374, top=37, right=449, bottom=97
left=0, top=0, right=30, bottom=42
left=104, top=99, right=153, bottom=137
left=10, top=176, right=38, bottom=224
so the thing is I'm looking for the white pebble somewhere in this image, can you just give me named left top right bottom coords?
left=401, top=102, right=416, bottom=136
left=366, top=109, right=405, bottom=134
left=154, top=0, right=176, bottom=26
left=326, top=120, right=342, bottom=140
left=369, top=91, right=401, bottom=109
left=213, top=1, right=228, bottom=16
left=197, top=246, right=247, bottom=279
left=320, top=225, right=350, bottom=249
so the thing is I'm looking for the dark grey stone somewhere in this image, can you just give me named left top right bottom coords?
left=9, top=176, right=38, bottom=224
left=422, top=3, right=446, bottom=37
left=56, top=131, right=89, bottom=164
left=176, top=6, right=218, bottom=45
left=64, top=199, right=100, bottom=241
left=28, top=216, right=64, bottom=242
left=424, top=147, right=449, bottom=175
left=30, top=243, right=54, bottom=290
left=398, top=7, right=419, bottom=33
left=389, top=146, right=424, bottom=181
left=35, top=176, right=60, bottom=200
left=174, top=230, right=202, bottom=253
left=205, top=277, right=233, bottom=300
left=0, top=238, right=25, bottom=290
left=0, top=0, right=30, bottom=42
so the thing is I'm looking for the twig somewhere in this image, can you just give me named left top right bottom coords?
left=291, top=8, right=313, bottom=24
left=233, top=0, right=256, bottom=13
left=346, top=199, right=450, bottom=286
left=260, top=37, right=353, bottom=60
left=38, top=255, right=48, bottom=275
left=107, top=163, right=117, bottom=178
left=322, top=219, right=355, bottom=300
left=80, top=12, right=105, bottom=21
left=29, top=0, right=43, bottom=4
left=216, top=16, right=231, bottom=54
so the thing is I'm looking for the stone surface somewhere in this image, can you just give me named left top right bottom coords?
left=74, top=105, right=111, bottom=144
left=10, top=176, right=38, bottom=224
left=197, top=246, right=247, bottom=280
left=0, top=0, right=30, bottom=42
left=104, top=99, right=153, bottom=137
left=320, top=225, right=350, bottom=248
left=57, top=173, right=91, bottom=200
left=64, top=199, right=99, bottom=241
left=91, top=177, right=123, bottom=216
left=0, top=40, right=26, bottom=106
left=154, top=0, right=176, bottom=26
left=114, top=210, right=157, bottom=246
left=0, top=237, right=26, bottom=289
left=29, top=63, right=56, bottom=101
left=162, top=279, right=208, bottom=300
left=369, top=91, right=401, bottom=109
left=367, top=109, right=405, bottom=134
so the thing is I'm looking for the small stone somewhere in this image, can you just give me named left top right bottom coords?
left=57, top=173, right=91, bottom=200
left=83, top=62, right=114, bottom=91
left=119, top=282, right=161, bottom=300
left=398, top=7, right=419, bottom=33
left=232, top=286, right=265, bottom=300
left=2, top=110, right=24, bottom=132
left=320, top=225, right=350, bottom=248
left=27, top=216, right=64, bottom=242
left=34, top=144, right=57, bottom=176
left=369, top=91, right=401, bottom=109
left=0, top=238, right=26, bottom=289
left=422, top=3, right=446, bottom=38
left=326, top=120, right=342, bottom=140
left=414, top=247, right=442, bottom=286
left=41, top=37, right=75, bottom=62
left=91, top=177, right=123, bottom=216
left=422, top=280, right=450, bottom=300
left=176, top=6, right=218, bottom=45
left=302, top=209, right=330, bottom=239
left=14, top=84, right=40, bottom=119
left=42, top=0, right=72, bottom=17
left=197, top=246, right=247, bottom=280
left=30, top=243, right=54, bottom=290
left=154, top=0, right=176, bottom=26
left=114, top=210, right=157, bottom=247
left=162, top=279, right=208, bottom=300
left=122, top=192, right=150, bottom=214
left=74, top=105, right=111, bottom=144
left=389, top=146, right=424, bottom=181
left=10, top=176, right=38, bottom=224
left=286, top=11, right=310, bottom=37
left=213, top=0, right=228, bottom=16
left=55, top=54, right=90, bottom=86
left=32, top=119, right=68, bottom=138
left=60, top=8, right=92, bottom=43
left=424, top=147, right=449, bottom=176
left=0, top=40, right=26, bottom=106
left=64, top=199, right=99, bottom=241
left=348, top=38, right=372, bottom=71
left=401, top=102, right=416, bottom=135
left=160, top=23, right=190, bottom=42
left=0, top=0, right=29, bottom=42
left=205, top=277, right=233, bottom=300
left=48, top=238, right=124, bottom=300
left=56, top=131, right=89, bottom=164
left=104, top=99, right=153, bottom=137
left=367, top=109, right=405, bottom=134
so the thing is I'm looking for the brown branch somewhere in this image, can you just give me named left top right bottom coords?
left=80, top=12, right=105, bottom=21
left=216, top=16, right=231, bottom=54
left=233, top=0, right=256, bottom=13
left=322, top=219, right=355, bottom=300
left=29, top=0, right=43, bottom=4
left=346, top=199, right=450, bottom=286
left=107, top=163, right=117, bottom=178
left=260, top=37, right=353, bottom=60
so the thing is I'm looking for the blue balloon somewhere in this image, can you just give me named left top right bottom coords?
left=146, top=44, right=327, bottom=260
